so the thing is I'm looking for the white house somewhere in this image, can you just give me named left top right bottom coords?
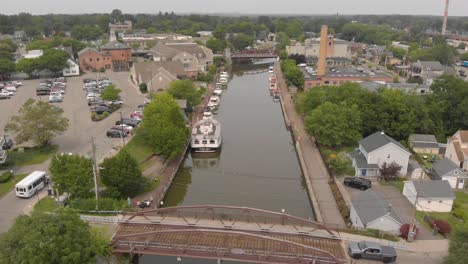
left=403, top=181, right=455, bottom=212
left=431, top=158, right=467, bottom=189
left=23, top=49, right=43, bottom=59
left=62, top=59, right=80, bottom=77
left=349, top=131, right=411, bottom=177
left=350, top=190, right=402, bottom=235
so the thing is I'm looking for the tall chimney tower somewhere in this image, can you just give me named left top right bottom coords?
left=442, top=0, right=449, bottom=35
left=317, top=25, right=328, bottom=76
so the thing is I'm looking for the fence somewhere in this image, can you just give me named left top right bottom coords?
left=79, top=215, right=118, bottom=223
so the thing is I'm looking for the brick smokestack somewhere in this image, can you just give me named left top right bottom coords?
left=442, top=0, right=449, bottom=35
left=317, top=25, right=328, bottom=76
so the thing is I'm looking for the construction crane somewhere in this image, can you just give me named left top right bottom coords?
left=442, top=0, right=449, bottom=35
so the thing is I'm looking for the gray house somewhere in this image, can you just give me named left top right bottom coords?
left=349, top=132, right=411, bottom=177
left=409, top=134, right=440, bottom=154
left=432, top=158, right=467, bottom=189
left=350, top=190, right=402, bottom=235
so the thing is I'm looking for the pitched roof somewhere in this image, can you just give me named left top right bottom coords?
left=359, top=132, right=410, bottom=154
left=101, top=41, right=131, bottom=50
left=432, top=158, right=467, bottom=180
left=457, top=130, right=468, bottom=143
left=151, top=42, right=182, bottom=58
left=409, top=134, right=438, bottom=143
left=351, top=189, right=401, bottom=225
left=348, top=149, right=379, bottom=169
left=77, top=47, right=101, bottom=57
left=166, top=43, right=207, bottom=58
left=133, top=61, right=186, bottom=83
left=417, top=61, right=443, bottom=71
left=412, top=180, right=455, bottom=198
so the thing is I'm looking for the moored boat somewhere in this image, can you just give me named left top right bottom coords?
left=191, top=118, right=222, bottom=152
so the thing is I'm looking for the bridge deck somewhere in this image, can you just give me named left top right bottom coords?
left=113, top=223, right=346, bottom=263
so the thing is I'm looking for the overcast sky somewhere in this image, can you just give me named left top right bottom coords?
left=1, top=0, right=467, bottom=16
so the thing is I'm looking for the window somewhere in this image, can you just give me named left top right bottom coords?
left=97, top=58, right=100, bottom=61
left=89, top=58, right=93, bottom=62
left=439, top=200, right=443, bottom=203
left=427, top=200, right=431, bottom=204
left=387, top=154, right=391, bottom=158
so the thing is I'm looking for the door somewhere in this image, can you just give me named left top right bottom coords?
left=457, top=179, right=464, bottom=189
left=363, top=248, right=381, bottom=260
left=361, top=169, right=367, bottom=176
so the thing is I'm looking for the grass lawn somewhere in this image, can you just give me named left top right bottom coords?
left=380, top=180, right=405, bottom=193
left=0, top=173, right=28, bottom=197
left=416, top=191, right=468, bottom=231
left=5, top=145, right=58, bottom=167
left=123, top=131, right=154, bottom=165
left=33, top=197, right=57, bottom=213
left=416, top=153, right=440, bottom=169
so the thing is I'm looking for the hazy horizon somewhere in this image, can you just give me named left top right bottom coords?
left=1, top=0, right=468, bottom=17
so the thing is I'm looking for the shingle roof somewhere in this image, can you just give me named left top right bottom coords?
left=77, top=47, right=101, bottom=57
left=432, top=158, right=467, bottom=180
left=413, top=180, right=455, bottom=198
left=151, top=42, right=181, bottom=58
left=412, top=142, right=440, bottom=149
left=352, top=189, right=401, bottom=225
left=166, top=43, right=207, bottom=58
left=457, top=130, right=468, bottom=143
left=359, top=132, right=410, bottom=154
left=417, top=61, right=443, bottom=71
left=348, top=149, right=379, bottom=169
left=133, top=61, right=186, bottom=83
left=101, top=41, right=131, bottom=50
left=409, top=134, right=438, bottom=143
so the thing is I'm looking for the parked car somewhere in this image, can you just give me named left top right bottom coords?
left=116, top=118, right=140, bottom=127
left=343, top=177, right=372, bottom=191
left=11, top=81, right=22, bottom=87
left=106, top=129, right=128, bottom=138
left=4, top=86, right=16, bottom=92
left=2, top=136, right=13, bottom=150
left=112, top=125, right=133, bottom=134
left=0, top=92, right=11, bottom=99
left=107, top=99, right=123, bottom=106
left=130, top=112, right=143, bottom=119
left=1, top=90, right=14, bottom=96
left=348, top=241, right=397, bottom=263
left=49, top=95, right=63, bottom=103
left=88, top=98, right=105, bottom=106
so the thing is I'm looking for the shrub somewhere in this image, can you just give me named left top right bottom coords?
left=99, top=67, right=106, bottom=73
left=0, top=171, right=12, bottom=183
left=400, top=223, right=418, bottom=239
left=328, top=178, right=350, bottom=221
left=431, top=219, right=452, bottom=236
left=139, top=83, right=148, bottom=94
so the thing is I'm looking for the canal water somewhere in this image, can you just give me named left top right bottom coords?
left=140, top=61, right=313, bottom=264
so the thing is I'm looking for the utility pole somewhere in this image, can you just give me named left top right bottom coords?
left=119, top=111, right=125, bottom=146
left=91, top=137, right=99, bottom=210
left=408, top=187, right=420, bottom=241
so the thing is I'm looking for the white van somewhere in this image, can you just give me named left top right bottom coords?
left=15, top=171, right=47, bottom=198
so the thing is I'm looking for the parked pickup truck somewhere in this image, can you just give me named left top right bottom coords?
left=348, top=241, right=397, bottom=263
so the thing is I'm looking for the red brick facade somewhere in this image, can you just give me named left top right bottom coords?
left=78, top=46, right=132, bottom=72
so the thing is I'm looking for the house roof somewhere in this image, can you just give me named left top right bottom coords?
left=358, top=81, right=384, bottom=93
left=77, top=47, right=101, bottom=57
left=457, top=130, right=468, bottom=143
left=133, top=61, right=186, bottom=83
left=413, top=180, right=455, bottom=199
left=409, top=134, right=438, bottom=143
left=432, top=158, right=467, bottom=180
left=351, top=189, right=401, bottom=225
left=166, top=43, right=207, bottom=58
left=348, top=149, right=379, bottom=169
left=417, top=61, right=443, bottom=71
left=412, top=142, right=440, bottom=149
left=359, top=131, right=410, bottom=154
left=101, top=41, right=131, bottom=50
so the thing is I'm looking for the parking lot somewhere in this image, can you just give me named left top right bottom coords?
left=0, top=71, right=145, bottom=161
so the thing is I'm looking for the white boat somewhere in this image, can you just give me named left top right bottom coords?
left=203, top=111, right=213, bottom=120
left=191, top=118, right=222, bottom=152
left=213, top=88, right=222, bottom=96
left=220, top=71, right=229, bottom=78
left=268, top=66, right=274, bottom=73
left=219, top=77, right=228, bottom=84
left=207, top=95, right=220, bottom=110
left=273, top=94, right=280, bottom=102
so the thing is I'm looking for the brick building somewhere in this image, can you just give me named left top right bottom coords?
left=78, top=41, right=132, bottom=72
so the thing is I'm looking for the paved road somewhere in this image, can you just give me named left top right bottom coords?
left=0, top=71, right=144, bottom=233
left=275, top=63, right=346, bottom=229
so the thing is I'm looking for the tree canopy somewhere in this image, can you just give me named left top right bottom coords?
left=5, top=99, right=69, bottom=146
left=0, top=58, right=15, bottom=75
left=167, top=80, right=203, bottom=107
left=0, top=209, right=110, bottom=264
left=305, top=102, right=362, bottom=147
left=100, top=85, right=121, bottom=101
left=229, top=33, right=254, bottom=50
left=141, top=93, right=189, bottom=159
left=206, top=38, right=226, bottom=53
left=49, top=154, right=94, bottom=199
left=281, top=59, right=304, bottom=89
left=100, top=149, right=148, bottom=199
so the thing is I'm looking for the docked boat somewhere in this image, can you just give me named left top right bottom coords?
left=207, top=95, right=220, bottom=110
left=219, top=77, right=228, bottom=85
left=213, top=87, right=222, bottom=96
left=191, top=118, right=222, bottom=152
left=273, top=93, right=280, bottom=102
left=220, top=71, right=229, bottom=78
left=268, top=66, right=274, bottom=73
left=203, top=110, right=213, bottom=120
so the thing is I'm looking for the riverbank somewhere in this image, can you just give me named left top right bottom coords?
left=274, top=63, right=346, bottom=229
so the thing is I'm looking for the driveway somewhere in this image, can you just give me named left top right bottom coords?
left=0, top=71, right=144, bottom=233
left=343, top=180, right=439, bottom=240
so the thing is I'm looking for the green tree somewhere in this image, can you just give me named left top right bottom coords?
left=443, top=227, right=468, bottom=264
left=15, top=58, right=41, bottom=77
left=100, top=150, right=148, bottom=199
left=305, top=102, right=362, bottom=147
left=281, top=59, right=304, bottom=88
left=41, top=49, right=70, bottom=74
left=49, top=154, right=94, bottom=198
left=0, top=209, right=110, bottom=264
left=229, top=33, right=254, bottom=50
left=206, top=38, right=226, bottom=53
left=5, top=99, right=69, bottom=146
left=167, top=79, right=203, bottom=107
left=141, top=93, right=188, bottom=159
left=139, top=82, right=148, bottom=93
left=101, top=85, right=121, bottom=101
left=276, top=32, right=290, bottom=51
left=329, top=152, right=352, bottom=176
left=459, top=53, right=468, bottom=61
left=212, top=25, right=227, bottom=40
left=0, top=58, right=15, bottom=75
left=146, top=27, right=157, bottom=34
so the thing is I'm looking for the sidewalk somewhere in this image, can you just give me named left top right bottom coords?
left=275, top=63, right=346, bottom=229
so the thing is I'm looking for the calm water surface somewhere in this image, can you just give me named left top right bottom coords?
left=140, top=64, right=313, bottom=264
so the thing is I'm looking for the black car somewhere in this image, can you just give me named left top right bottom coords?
left=90, top=105, right=109, bottom=114
left=116, top=118, right=140, bottom=127
left=343, top=177, right=372, bottom=191
left=106, top=129, right=128, bottom=138
left=2, top=136, right=13, bottom=150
